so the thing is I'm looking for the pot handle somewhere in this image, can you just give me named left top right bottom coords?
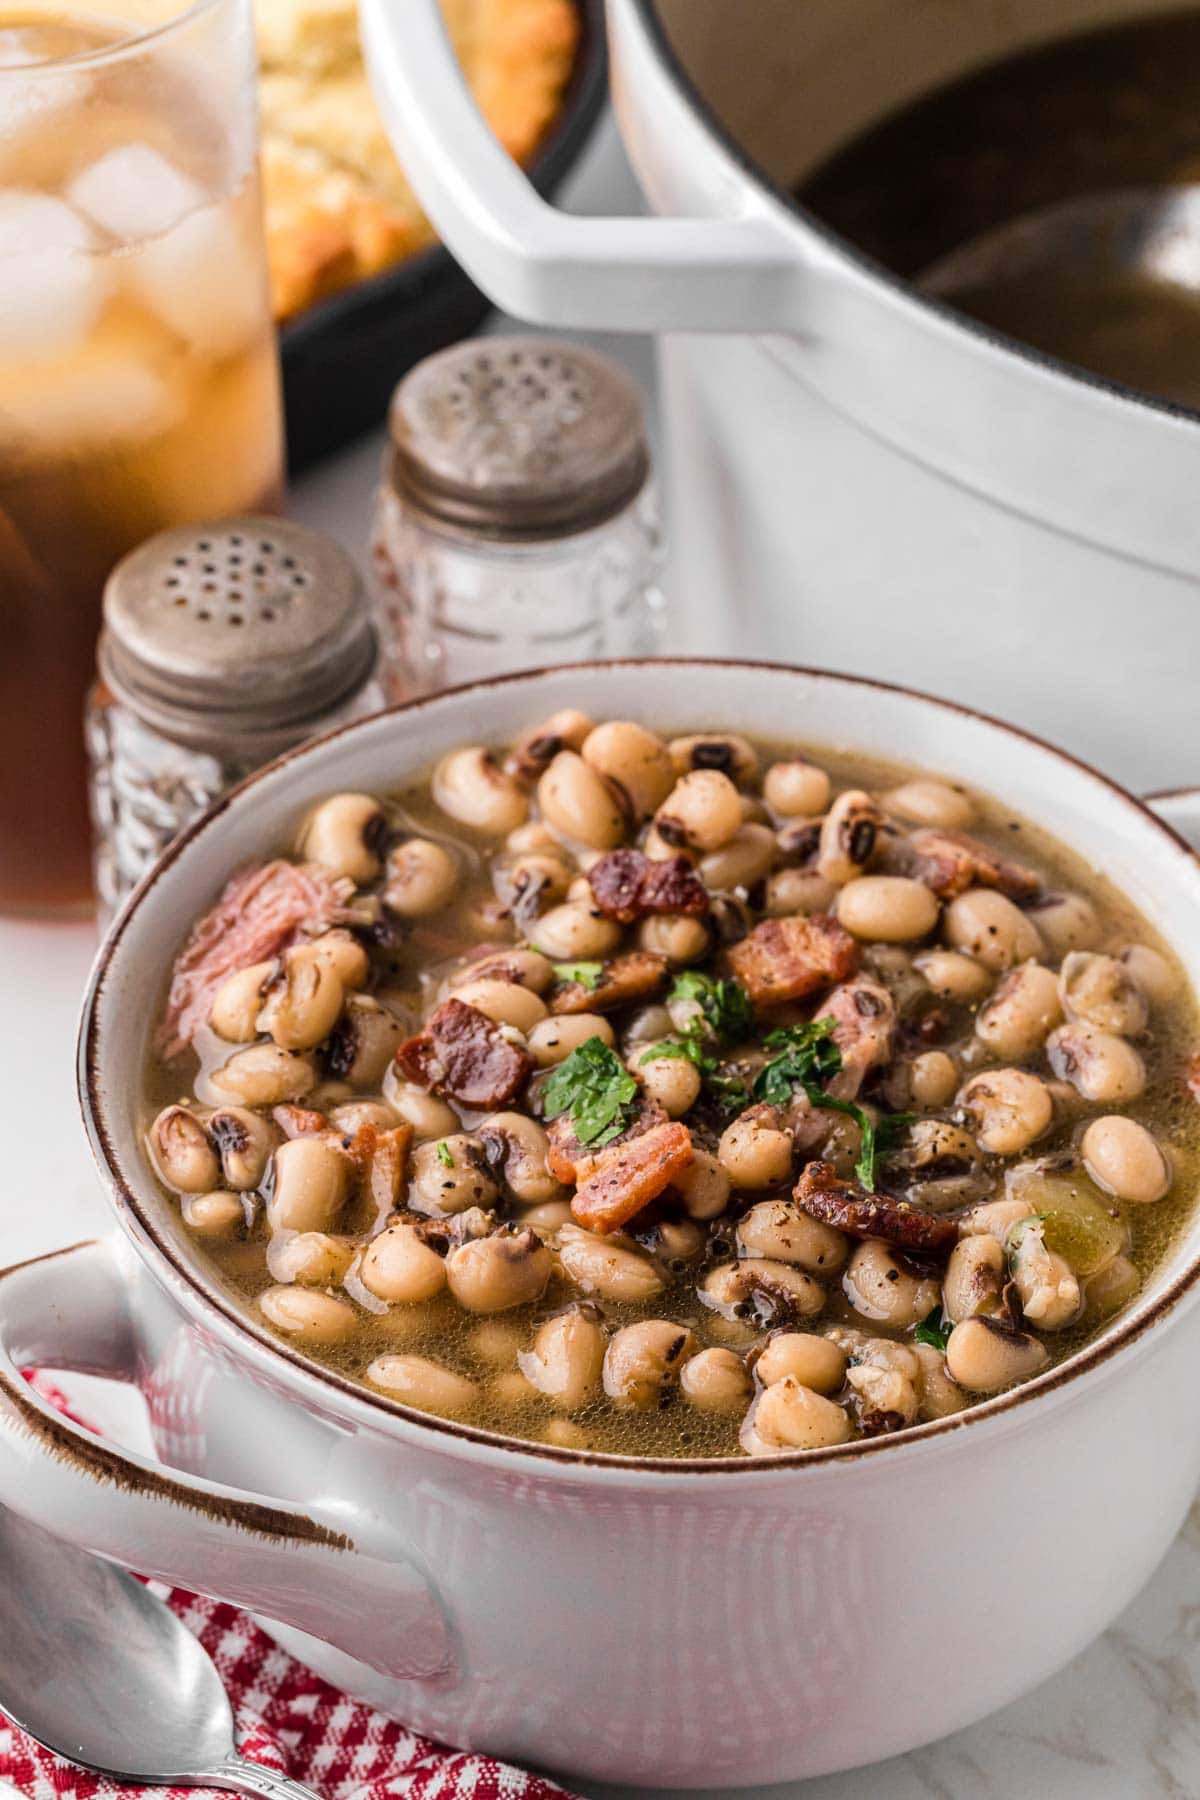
left=0, top=1239, right=451, bottom=1681
left=358, top=0, right=803, bottom=331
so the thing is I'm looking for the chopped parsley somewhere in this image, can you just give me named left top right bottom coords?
left=914, top=1306, right=952, bottom=1352
left=542, top=1036, right=639, bottom=1148
left=670, top=970, right=754, bottom=1045
left=752, top=1020, right=914, bottom=1190
left=552, top=960, right=604, bottom=991
left=436, top=1141, right=454, bottom=1168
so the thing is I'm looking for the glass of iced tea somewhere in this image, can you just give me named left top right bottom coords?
left=0, top=0, right=283, bottom=916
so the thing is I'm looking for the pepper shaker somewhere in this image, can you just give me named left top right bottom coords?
left=87, top=516, right=380, bottom=923
left=369, top=337, right=666, bottom=698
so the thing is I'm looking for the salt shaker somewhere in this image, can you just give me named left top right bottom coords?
left=87, top=516, right=379, bottom=922
left=369, top=337, right=666, bottom=698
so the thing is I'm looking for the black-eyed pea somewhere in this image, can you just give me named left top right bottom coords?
left=881, top=779, right=973, bottom=830
left=518, top=1309, right=607, bottom=1407
left=763, top=758, right=831, bottom=818
left=537, top=750, right=625, bottom=849
left=651, top=1218, right=706, bottom=1267
left=842, top=1240, right=940, bottom=1327
left=943, top=1234, right=1006, bottom=1322
left=508, top=710, right=596, bottom=780
left=1083, top=1253, right=1141, bottom=1322
left=257, top=946, right=344, bottom=1052
left=297, top=793, right=385, bottom=884
left=943, top=889, right=1043, bottom=972
left=209, top=959, right=275, bottom=1041
left=736, top=1200, right=849, bottom=1274
left=527, top=1012, right=615, bottom=1067
left=148, top=1105, right=219, bottom=1192
left=582, top=721, right=675, bottom=819
left=434, top=747, right=528, bottom=835
left=565, top=874, right=594, bottom=905
left=816, top=789, right=882, bottom=885
left=326, top=995, right=406, bottom=1091
left=637, top=1052, right=702, bottom=1118
left=507, top=820, right=560, bottom=854
left=642, top=824, right=694, bottom=863
left=477, top=1112, right=561, bottom=1204
left=845, top=1340, right=921, bottom=1428
left=655, top=769, right=742, bottom=853
left=1116, top=942, right=1181, bottom=1007
left=267, top=1136, right=351, bottom=1233
left=181, top=1190, right=246, bottom=1237
left=450, top=977, right=548, bottom=1035
left=1081, top=1115, right=1171, bottom=1203
left=306, top=930, right=370, bottom=990
left=765, top=868, right=838, bottom=918
left=260, top=1284, right=357, bottom=1345
left=210, top=1044, right=315, bottom=1107
left=1060, top=952, right=1148, bottom=1037
left=1026, top=891, right=1103, bottom=957
left=207, top=1105, right=277, bottom=1190
left=475, top=948, right=556, bottom=994
left=1009, top=1219, right=1081, bottom=1329
left=329, top=1099, right=400, bottom=1134
left=359, top=1222, right=447, bottom=1303
left=531, top=902, right=622, bottom=962
left=756, top=1332, right=846, bottom=1393
left=381, top=1070, right=460, bottom=1139
left=701, top=1259, right=825, bottom=1325
left=958, top=1195, right=1036, bottom=1243
left=698, top=823, right=776, bottom=893
left=913, top=948, right=993, bottom=1004
left=974, top=960, right=1062, bottom=1061
left=680, top=1346, right=752, bottom=1415
left=445, top=1229, right=553, bottom=1313
left=672, top=1149, right=731, bottom=1221
left=268, top=1231, right=354, bottom=1287
left=384, top=838, right=459, bottom=918
left=366, top=1352, right=477, bottom=1415
left=913, top=1343, right=967, bottom=1418
left=957, top=1068, right=1053, bottom=1155
left=1046, top=1024, right=1146, bottom=1105
left=518, top=1199, right=574, bottom=1236
left=835, top=874, right=939, bottom=943
left=908, top=1050, right=960, bottom=1109
left=718, top=1108, right=793, bottom=1189
left=945, top=1317, right=1049, bottom=1392
left=496, top=849, right=576, bottom=911
left=636, top=913, right=711, bottom=963
left=743, top=1377, right=852, bottom=1452
left=667, top=732, right=760, bottom=786
left=602, top=1319, right=697, bottom=1409
left=471, top=1319, right=525, bottom=1366
left=409, top=1135, right=499, bottom=1215
left=556, top=1224, right=665, bottom=1301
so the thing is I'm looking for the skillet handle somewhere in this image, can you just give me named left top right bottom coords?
left=358, top=0, right=804, bottom=330
left=0, top=1238, right=450, bottom=1681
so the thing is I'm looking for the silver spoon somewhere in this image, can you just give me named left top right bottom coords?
left=0, top=1507, right=321, bottom=1797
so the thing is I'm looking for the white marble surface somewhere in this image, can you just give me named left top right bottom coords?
left=2, top=113, right=1198, bottom=1800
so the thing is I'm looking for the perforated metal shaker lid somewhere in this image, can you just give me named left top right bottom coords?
left=99, top=516, right=376, bottom=758
left=386, top=336, right=650, bottom=539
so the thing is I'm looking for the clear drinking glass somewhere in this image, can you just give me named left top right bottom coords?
left=0, top=0, right=284, bottom=916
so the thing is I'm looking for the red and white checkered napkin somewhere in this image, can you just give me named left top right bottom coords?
left=0, top=1381, right=576, bottom=1800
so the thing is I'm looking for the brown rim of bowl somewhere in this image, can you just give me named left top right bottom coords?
left=78, top=656, right=1200, bottom=1476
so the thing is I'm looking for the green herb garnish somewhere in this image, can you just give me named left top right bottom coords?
left=552, top=960, right=604, bottom=992
left=543, top=1036, right=639, bottom=1148
left=752, top=1021, right=913, bottom=1189
left=639, top=1013, right=750, bottom=1112
left=914, top=1306, right=952, bottom=1352
left=437, top=1141, right=454, bottom=1168
left=670, top=970, right=754, bottom=1044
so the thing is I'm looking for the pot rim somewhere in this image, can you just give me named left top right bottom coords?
left=78, top=656, right=1200, bottom=1480
left=633, top=0, right=1200, bottom=433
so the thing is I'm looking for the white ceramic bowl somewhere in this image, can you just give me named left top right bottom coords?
left=3, top=660, right=1200, bottom=1790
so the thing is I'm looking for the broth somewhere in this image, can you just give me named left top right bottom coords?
left=143, top=724, right=1200, bottom=1458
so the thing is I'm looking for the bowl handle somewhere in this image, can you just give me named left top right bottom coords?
left=358, top=0, right=803, bottom=330
left=0, top=1238, right=451, bottom=1682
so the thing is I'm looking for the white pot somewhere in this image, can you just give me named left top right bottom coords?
left=360, top=0, right=1200, bottom=792
left=2, top=662, right=1200, bottom=1788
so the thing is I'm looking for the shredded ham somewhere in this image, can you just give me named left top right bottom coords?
left=157, top=860, right=354, bottom=1059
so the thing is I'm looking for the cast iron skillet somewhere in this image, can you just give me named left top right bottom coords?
left=280, top=0, right=607, bottom=470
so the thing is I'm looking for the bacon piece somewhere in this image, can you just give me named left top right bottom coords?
left=272, top=1104, right=330, bottom=1140
left=395, top=998, right=532, bottom=1109
left=1186, top=1052, right=1200, bottom=1105
left=726, top=913, right=859, bottom=1008
left=794, top=1160, right=957, bottom=1255
left=903, top=829, right=1041, bottom=903
left=550, top=951, right=669, bottom=1015
left=815, top=975, right=896, bottom=1096
left=587, top=849, right=709, bottom=923
left=546, top=1100, right=668, bottom=1185
left=571, top=1120, right=695, bottom=1234
left=157, top=859, right=354, bottom=1059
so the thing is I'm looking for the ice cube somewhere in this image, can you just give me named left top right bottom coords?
left=0, top=190, right=107, bottom=361
left=68, top=143, right=202, bottom=242
left=129, top=200, right=268, bottom=359
left=0, top=62, right=87, bottom=151
left=0, top=315, right=183, bottom=457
